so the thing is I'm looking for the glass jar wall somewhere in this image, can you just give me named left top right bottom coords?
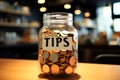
left=38, top=12, right=78, bottom=75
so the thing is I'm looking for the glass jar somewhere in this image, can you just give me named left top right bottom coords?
left=38, top=12, right=78, bottom=75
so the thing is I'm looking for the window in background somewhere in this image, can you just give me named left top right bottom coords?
left=96, top=5, right=112, bottom=40
left=113, top=19, right=120, bottom=32
left=112, top=2, right=120, bottom=32
left=113, top=2, right=120, bottom=15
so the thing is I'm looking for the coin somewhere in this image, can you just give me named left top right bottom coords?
left=65, top=66, right=73, bottom=74
left=69, top=56, right=76, bottom=66
left=59, top=57, right=66, bottom=63
left=51, top=32, right=58, bottom=37
left=59, top=63, right=67, bottom=70
left=39, top=49, right=43, bottom=55
left=74, top=50, right=78, bottom=57
left=67, top=50, right=73, bottom=53
left=47, top=29, right=53, bottom=35
left=39, top=56, right=43, bottom=64
left=60, top=70, right=65, bottom=74
left=50, top=53, right=58, bottom=63
left=48, top=50, right=60, bottom=54
left=65, top=53, right=72, bottom=57
left=60, top=51, right=67, bottom=55
left=39, top=38, right=42, bottom=48
left=51, top=64, right=60, bottom=74
left=72, top=38, right=76, bottom=45
left=41, top=32, right=49, bottom=37
left=60, top=63, right=67, bottom=68
left=41, top=29, right=53, bottom=37
left=66, top=56, right=69, bottom=63
left=48, top=62, right=53, bottom=65
left=43, top=51, right=49, bottom=59
left=42, top=58, right=46, bottom=64
left=53, top=50, right=60, bottom=53
left=59, top=66, right=65, bottom=70
left=47, top=50, right=54, bottom=54
left=42, top=64, right=50, bottom=73
left=72, top=45, right=77, bottom=51
left=66, top=51, right=73, bottom=57
left=68, top=33, right=73, bottom=37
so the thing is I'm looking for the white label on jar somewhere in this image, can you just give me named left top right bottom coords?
left=42, top=37, right=72, bottom=50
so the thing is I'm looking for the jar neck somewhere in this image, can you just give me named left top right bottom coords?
left=43, top=12, right=73, bottom=26
left=43, top=20, right=73, bottom=26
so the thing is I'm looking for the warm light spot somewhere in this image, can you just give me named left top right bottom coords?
left=74, top=9, right=81, bottom=15
left=14, top=1, right=18, bottom=6
left=64, top=4, right=71, bottom=9
left=38, top=0, right=45, bottom=4
left=84, top=12, right=90, bottom=17
left=40, top=7, right=47, bottom=12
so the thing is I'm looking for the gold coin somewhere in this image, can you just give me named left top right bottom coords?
left=38, top=56, right=43, bottom=64
left=51, top=32, right=58, bottom=37
left=60, top=51, right=67, bottom=55
left=40, top=29, right=47, bottom=33
left=65, top=66, right=73, bottom=74
left=72, top=38, right=76, bottom=45
left=53, top=50, right=60, bottom=53
left=72, top=64, right=77, bottom=68
left=48, top=62, right=53, bottom=65
left=66, top=57, right=69, bottom=63
left=69, top=56, right=76, bottom=66
left=42, top=64, right=50, bottom=73
left=60, top=63, right=67, bottom=68
left=50, top=53, right=58, bottom=63
left=59, top=66, right=65, bottom=70
left=48, top=50, right=59, bottom=54
left=42, top=58, right=46, bottom=64
left=60, top=57, right=66, bottom=63
left=41, top=29, right=53, bottom=36
left=41, top=32, right=49, bottom=37
left=47, top=29, right=53, bottom=35
left=67, top=50, right=71, bottom=52
left=60, top=70, right=65, bottom=74
left=51, top=64, right=60, bottom=74
left=65, top=53, right=72, bottom=57
left=68, top=50, right=73, bottom=54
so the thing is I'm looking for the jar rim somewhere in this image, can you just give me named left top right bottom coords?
left=43, top=12, right=73, bottom=25
left=44, top=12, right=72, bottom=16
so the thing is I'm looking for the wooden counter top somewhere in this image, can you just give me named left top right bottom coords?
left=0, top=58, right=120, bottom=80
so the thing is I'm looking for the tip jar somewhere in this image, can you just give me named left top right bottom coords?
left=38, top=12, right=78, bottom=75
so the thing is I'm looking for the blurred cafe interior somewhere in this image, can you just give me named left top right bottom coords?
left=0, top=0, right=120, bottom=64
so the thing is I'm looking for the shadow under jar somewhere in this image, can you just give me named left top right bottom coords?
left=38, top=12, right=78, bottom=75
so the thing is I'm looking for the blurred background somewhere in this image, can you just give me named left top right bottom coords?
left=0, top=0, right=120, bottom=63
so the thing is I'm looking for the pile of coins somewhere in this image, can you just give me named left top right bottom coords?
left=38, top=29, right=78, bottom=75
left=39, top=49, right=77, bottom=75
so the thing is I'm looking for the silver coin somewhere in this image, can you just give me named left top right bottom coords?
left=50, top=53, right=58, bottom=63
left=43, top=51, right=49, bottom=59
